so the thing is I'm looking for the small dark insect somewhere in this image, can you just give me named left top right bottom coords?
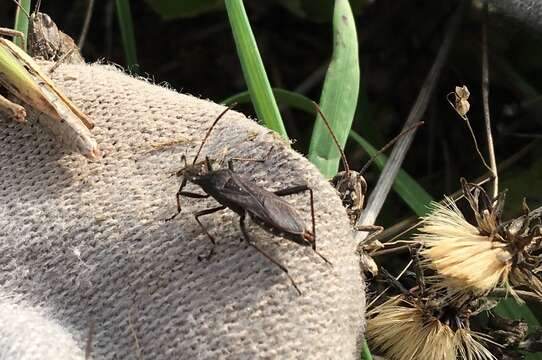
left=312, top=104, right=423, bottom=277
left=167, top=106, right=331, bottom=295
left=313, top=103, right=422, bottom=229
left=311, top=103, right=370, bottom=226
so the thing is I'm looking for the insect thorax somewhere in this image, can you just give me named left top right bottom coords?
left=331, top=170, right=367, bottom=223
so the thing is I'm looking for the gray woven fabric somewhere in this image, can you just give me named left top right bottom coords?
left=489, top=0, right=542, bottom=33
left=0, top=63, right=365, bottom=359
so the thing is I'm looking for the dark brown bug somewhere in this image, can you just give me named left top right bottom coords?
left=167, top=106, right=331, bottom=294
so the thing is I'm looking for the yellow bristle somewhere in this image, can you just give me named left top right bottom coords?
left=416, top=200, right=513, bottom=295
left=367, top=296, right=494, bottom=360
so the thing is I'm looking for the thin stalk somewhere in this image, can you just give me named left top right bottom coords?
left=13, top=0, right=31, bottom=50
left=360, top=338, right=373, bottom=360
left=79, top=0, right=95, bottom=50
left=355, top=2, right=464, bottom=240
left=225, top=0, right=287, bottom=140
left=482, top=1, right=498, bottom=199
left=115, top=0, right=139, bottom=73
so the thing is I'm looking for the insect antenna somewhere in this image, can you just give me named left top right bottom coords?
left=34, top=0, right=42, bottom=14
left=312, top=101, right=423, bottom=177
left=192, top=102, right=237, bottom=165
left=312, top=101, right=350, bottom=174
left=11, top=0, right=30, bottom=19
left=359, top=121, right=424, bottom=175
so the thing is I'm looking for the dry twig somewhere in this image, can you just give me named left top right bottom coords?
left=355, top=2, right=465, bottom=241
left=482, top=1, right=498, bottom=199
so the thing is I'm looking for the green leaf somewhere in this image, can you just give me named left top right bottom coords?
left=223, top=87, right=433, bottom=216
left=349, top=130, right=433, bottom=216
left=225, top=0, right=288, bottom=140
left=144, top=0, right=223, bottom=19
left=360, top=338, right=373, bottom=360
left=308, top=0, right=360, bottom=178
left=13, top=0, right=31, bottom=50
left=115, top=0, right=139, bottom=73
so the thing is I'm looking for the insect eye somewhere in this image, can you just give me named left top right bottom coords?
left=42, top=14, right=54, bottom=27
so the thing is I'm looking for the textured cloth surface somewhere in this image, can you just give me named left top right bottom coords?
left=490, top=0, right=542, bottom=33
left=0, top=63, right=365, bottom=359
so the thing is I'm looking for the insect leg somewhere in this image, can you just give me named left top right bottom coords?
left=239, top=212, right=302, bottom=295
left=355, top=224, right=383, bottom=242
left=274, top=185, right=331, bottom=265
left=379, top=267, right=410, bottom=296
left=0, top=28, right=25, bottom=43
left=166, top=177, right=210, bottom=222
left=355, top=224, right=384, bottom=255
left=194, top=205, right=227, bottom=261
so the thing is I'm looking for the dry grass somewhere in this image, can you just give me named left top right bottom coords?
left=367, top=295, right=495, bottom=360
left=416, top=200, right=512, bottom=296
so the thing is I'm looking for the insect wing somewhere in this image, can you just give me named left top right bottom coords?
left=220, top=174, right=306, bottom=235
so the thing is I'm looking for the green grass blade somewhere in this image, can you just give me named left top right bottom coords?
left=222, top=88, right=315, bottom=114
left=308, top=0, right=360, bottom=178
left=360, top=338, right=373, bottom=360
left=349, top=130, right=433, bottom=216
left=224, top=0, right=288, bottom=140
left=13, top=0, right=31, bottom=50
left=115, top=0, right=139, bottom=73
left=223, top=87, right=433, bottom=215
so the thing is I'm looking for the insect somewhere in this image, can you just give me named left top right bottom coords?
left=167, top=106, right=331, bottom=295
left=313, top=103, right=422, bottom=228
left=312, top=103, right=423, bottom=276
left=0, top=3, right=97, bottom=159
left=311, top=103, right=372, bottom=226
left=28, top=10, right=85, bottom=65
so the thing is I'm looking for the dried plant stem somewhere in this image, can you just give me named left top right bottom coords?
left=492, top=288, right=541, bottom=303
left=355, top=2, right=464, bottom=241
left=78, top=0, right=95, bottom=50
left=48, top=47, right=76, bottom=73
left=372, top=244, right=416, bottom=257
left=482, top=1, right=498, bottom=199
left=367, top=260, right=413, bottom=308
left=464, top=118, right=493, bottom=172
left=377, top=141, right=535, bottom=243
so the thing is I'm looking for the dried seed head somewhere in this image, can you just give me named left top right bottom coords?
left=367, top=295, right=494, bottom=360
left=416, top=200, right=513, bottom=296
left=447, top=85, right=471, bottom=120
